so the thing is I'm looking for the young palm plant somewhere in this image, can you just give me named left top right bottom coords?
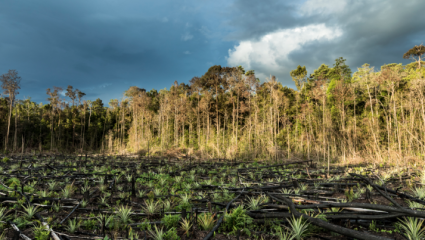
left=21, top=204, right=40, bottom=220
left=198, top=213, right=216, bottom=231
left=138, top=190, right=146, bottom=198
left=38, top=190, right=50, bottom=198
left=246, top=195, right=265, bottom=210
left=142, top=199, right=160, bottom=215
left=407, top=200, right=424, bottom=210
left=277, top=228, right=295, bottom=240
left=412, top=187, right=425, bottom=200
left=61, top=185, right=74, bottom=199
left=180, top=218, right=192, bottom=237
left=0, top=207, right=9, bottom=222
left=149, top=225, right=165, bottom=240
left=397, top=217, right=425, bottom=240
left=287, top=216, right=311, bottom=240
left=47, top=181, right=57, bottom=191
left=116, top=205, right=133, bottom=225
left=66, top=218, right=81, bottom=233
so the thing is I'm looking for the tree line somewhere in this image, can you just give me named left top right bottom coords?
left=1, top=45, right=425, bottom=166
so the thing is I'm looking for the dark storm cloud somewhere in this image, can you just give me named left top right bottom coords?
left=224, top=0, right=305, bottom=41
left=0, top=0, right=234, bottom=104
left=2, top=0, right=422, bottom=102
left=225, top=0, right=425, bottom=87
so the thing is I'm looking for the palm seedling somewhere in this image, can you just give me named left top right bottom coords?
left=276, top=177, right=284, bottom=183
left=183, top=182, right=192, bottom=190
left=0, top=207, right=9, bottom=222
left=81, top=185, right=91, bottom=194
left=180, top=218, right=192, bottom=237
left=128, top=227, right=139, bottom=240
left=397, top=217, right=425, bottom=240
left=198, top=213, right=216, bottom=231
left=61, top=185, right=74, bottom=199
left=287, top=216, right=311, bottom=240
left=100, top=196, right=109, bottom=206
left=407, top=200, right=424, bottom=210
left=47, top=181, right=57, bottom=191
left=180, top=193, right=191, bottom=208
left=174, top=176, right=182, bottom=184
left=116, top=205, right=133, bottom=225
left=366, top=184, right=374, bottom=192
left=153, top=188, right=162, bottom=196
left=52, top=203, right=61, bottom=212
left=246, top=195, right=265, bottom=210
left=293, top=188, right=301, bottom=195
left=66, top=218, right=81, bottom=233
left=412, top=187, right=425, bottom=200
left=277, top=228, right=295, bottom=240
left=281, top=188, right=293, bottom=195
left=38, top=190, right=50, bottom=198
left=29, top=181, right=37, bottom=188
left=421, top=173, right=425, bottom=185
left=138, top=190, right=146, bottom=198
left=99, top=184, right=107, bottom=192
left=32, top=221, right=51, bottom=240
left=126, top=174, right=132, bottom=182
left=149, top=225, right=165, bottom=240
left=143, top=199, right=160, bottom=215
left=114, top=174, right=122, bottom=184
left=159, top=178, right=167, bottom=186
left=96, top=214, right=114, bottom=229
left=117, top=185, right=124, bottom=191
left=299, top=183, right=308, bottom=191
left=147, top=181, right=154, bottom=188
left=21, top=204, right=40, bottom=220
left=80, top=200, right=88, bottom=208
left=163, top=200, right=172, bottom=212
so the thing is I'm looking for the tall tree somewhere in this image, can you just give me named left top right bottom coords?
left=46, top=87, right=63, bottom=151
left=290, top=65, right=307, bottom=91
left=403, top=44, right=425, bottom=69
left=1, top=69, right=21, bottom=151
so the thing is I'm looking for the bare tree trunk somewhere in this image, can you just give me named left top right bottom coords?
left=5, top=101, right=12, bottom=151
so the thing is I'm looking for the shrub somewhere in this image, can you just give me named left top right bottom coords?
left=162, top=214, right=180, bottom=229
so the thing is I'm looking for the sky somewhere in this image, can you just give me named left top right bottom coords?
left=1, top=0, right=424, bottom=104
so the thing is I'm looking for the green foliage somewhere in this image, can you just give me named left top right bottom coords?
left=223, top=205, right=253, bottom=235
left=164, top=227, right=180, bottom=240
left=1, top=157, right=9, bottom=163
left=162, top=214, right=180, bottom=229
left=369, top=220, right=378, bottom=232
left=32, top=222, right=51, bottom=240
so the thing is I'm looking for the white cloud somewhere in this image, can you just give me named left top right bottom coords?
left=226, top=24, right=342, bottom=81
left=181, top=32, right=193, bottom=41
